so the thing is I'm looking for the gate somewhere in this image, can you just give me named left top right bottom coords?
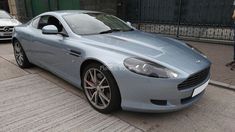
left=118, top=0, right=235, bottom=41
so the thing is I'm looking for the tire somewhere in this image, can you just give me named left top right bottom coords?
left=13, top=40, right=32, bottom=68
left=82, top=63, right=121, bottom=114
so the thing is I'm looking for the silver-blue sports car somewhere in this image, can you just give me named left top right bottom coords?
left=12, top=10, right=211, bottom=113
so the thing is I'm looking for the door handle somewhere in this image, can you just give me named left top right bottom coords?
left=68, top=49, right=81, bottom=57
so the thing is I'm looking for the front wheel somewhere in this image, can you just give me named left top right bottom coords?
left=13, top=40, right=32, bottom=68
left=82, top=63, right=121, bottom=114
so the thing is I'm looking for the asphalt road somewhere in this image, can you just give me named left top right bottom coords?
left=0, top=41, right=234, bottom=132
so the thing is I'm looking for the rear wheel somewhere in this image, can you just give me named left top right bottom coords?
left=13, top=40, right=32, bottom=68
left=82, top=63, right=121, bottom=114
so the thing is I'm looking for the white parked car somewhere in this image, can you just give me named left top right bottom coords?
left=0, top=10, right=21, bottom=40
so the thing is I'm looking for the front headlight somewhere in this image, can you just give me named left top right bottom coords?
left=124, top=58, right=178, bottom=78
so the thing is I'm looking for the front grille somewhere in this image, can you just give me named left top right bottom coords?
left=0, top=26, right=14, bottom=32
left=178, top=67, right=210, bottom=90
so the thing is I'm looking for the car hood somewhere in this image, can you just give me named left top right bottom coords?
left=0, top=19, right=21, bottom=26
left=82, top=31, right=211, bottom=74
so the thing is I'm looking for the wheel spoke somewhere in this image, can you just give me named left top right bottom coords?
left=85, top=80, right=94, bottom=87
left=99, top=94, right=107, bottom=106
left=93, top=69, right=97, bottom=83
left=15, top=54, right=20, bottom=59
left=15, top=45, right=20, bottom=52
left=99, top=77, right=106, bottom=86
left=94, top=92, right=98, bottom=105
left=89, top=70, right=95, bottom=83
left=90, top=91, right=97, bottom=101
left=99, top=92, right=110, bottom=103
left=100, top=85, right=110, bottom=89
left=19, top=56, right=24, bottom=62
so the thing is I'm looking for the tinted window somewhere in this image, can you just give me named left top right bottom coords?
left=0, top=10, right=11, bottom=19
left=38, top=16, right=64, bottom=32
left=38, top=16, right=50, bottom=29
left=63, top=13, right=133, bottom=35
left=32, top=17, right=40, bottom=28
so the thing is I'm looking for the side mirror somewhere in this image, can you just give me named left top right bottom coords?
left=42, top=25, right=58, bottom=35
left=126, top=21, right=132, bottom=27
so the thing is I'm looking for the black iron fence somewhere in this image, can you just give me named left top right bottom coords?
left=118, top=0, right=235, bottom=41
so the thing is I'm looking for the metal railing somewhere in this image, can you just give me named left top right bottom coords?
left=118, top=0, right=235, bottom=41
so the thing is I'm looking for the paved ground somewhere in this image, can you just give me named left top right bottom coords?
left=0, top=74, right=140, bottom=132
left=0, top=41, right=235, bottom=132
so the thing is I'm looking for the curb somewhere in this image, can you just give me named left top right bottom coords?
left=209, top=80, right=235, bottom=91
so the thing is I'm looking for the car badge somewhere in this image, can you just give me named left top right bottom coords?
left=3, top=27, right=10, bottom=32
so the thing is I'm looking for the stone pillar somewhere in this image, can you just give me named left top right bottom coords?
left=8, top=0, right=17, bottom=17
left=7, top=0, right=29, bottom=22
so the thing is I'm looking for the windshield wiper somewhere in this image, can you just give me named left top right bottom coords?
left=99, top=29, right=121, bottom=34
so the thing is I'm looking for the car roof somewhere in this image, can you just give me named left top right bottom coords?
left=45, top=10, right=102, bottom=16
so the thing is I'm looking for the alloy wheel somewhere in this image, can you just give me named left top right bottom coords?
left=14, top=42, right=24, bottom=66
left=84, top=68, right=111, bottom=109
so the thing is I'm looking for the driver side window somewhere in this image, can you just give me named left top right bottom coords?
left=37, top=15, right=64, bottom=33
left=38, top=16, right=49, bottom=30
left=32, top=17, right=40, bottom=29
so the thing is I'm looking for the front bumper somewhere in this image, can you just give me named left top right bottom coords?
left=114, top=67, right=210, bottom=113
left=0, top=33, right=12, bottom=40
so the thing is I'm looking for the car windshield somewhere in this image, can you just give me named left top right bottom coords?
left=63, top=13, right=133, bottom=35
left=0, top=10, right=12, bottom=19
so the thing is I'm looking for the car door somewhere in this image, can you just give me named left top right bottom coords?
left=30, top=15, right=83, bottom=84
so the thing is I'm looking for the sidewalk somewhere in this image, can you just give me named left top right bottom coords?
left=185, top=41, right=235, bottom=86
